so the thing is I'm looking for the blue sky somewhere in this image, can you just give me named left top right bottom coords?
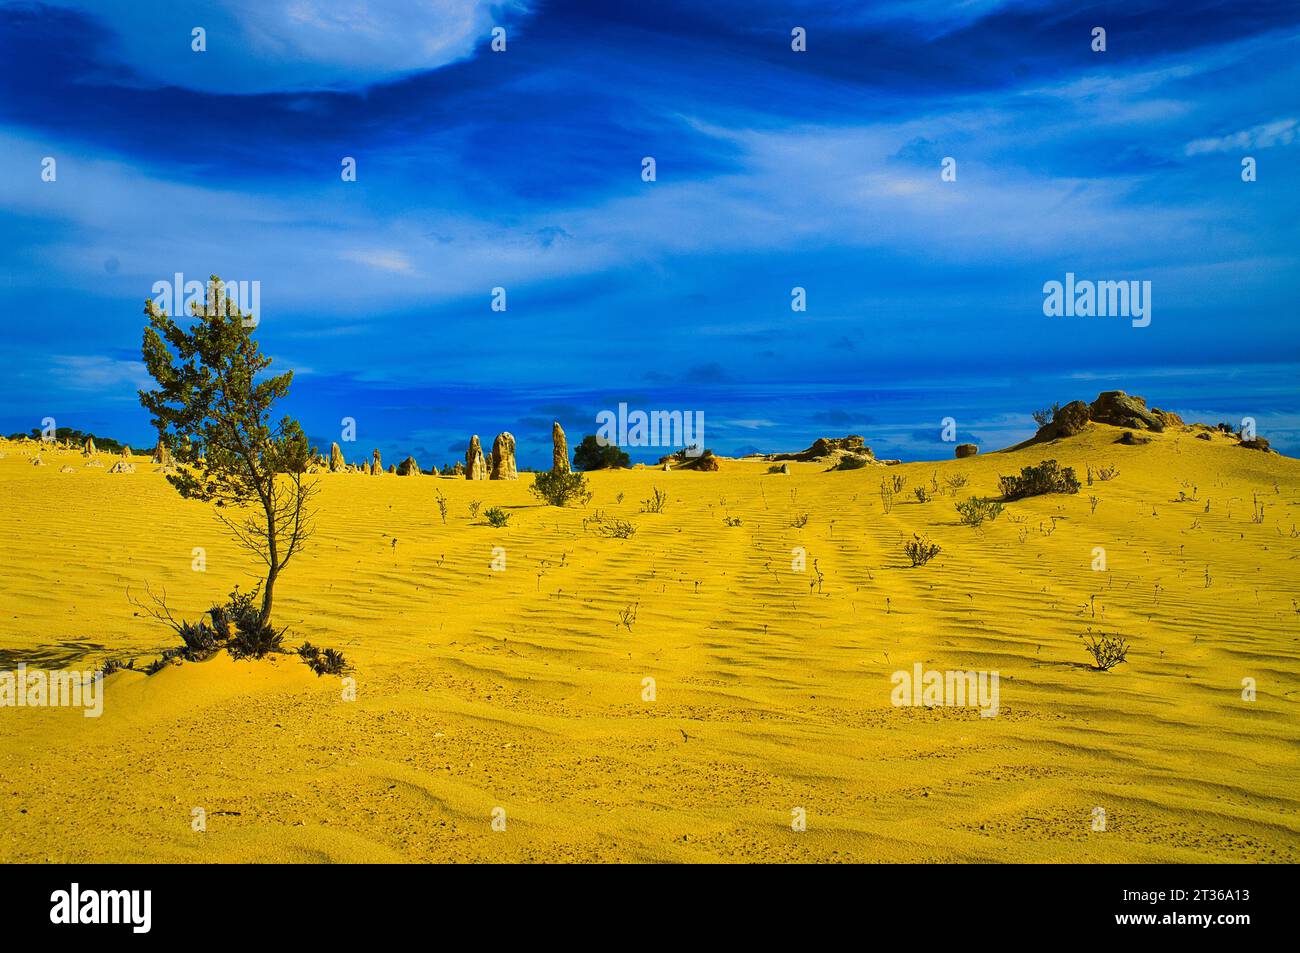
left=1, top=0, right=1298, bottom=466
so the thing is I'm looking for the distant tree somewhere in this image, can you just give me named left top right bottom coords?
left=573, top=435, right=630, bottom=470
left=138, top=275, right=316, bottom=626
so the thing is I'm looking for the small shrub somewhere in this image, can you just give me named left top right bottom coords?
left=904, top=534, right=941, bottom=567
left=955, top=496, right=1004, bottom=527
left=1031, top=403, right=1061, bottom=428
left=1095, top=464, right=1119, bottom=482
left=641, top=487, right=668, bottom=513
left=723, top=516, right=743, bottom=527
left=834, top=455, right=870, bottom=471
left=1081, top=631, right=1129, bottom=671
left=298, top=642, right=350, bottom=676
left=791, top=512, right=809, bottom=528
left=468, top=500, right=482, bottom=520
left=530, top=469, right=593, bottom=507
left=228, top=618, right=284, bottom=659
left=999, top=459, right=1080, bottom=501
left=484, top=506, right=511, bottom=527
left=945, top=474, right=968, bottom=490
left=913, top=486, right=931, bottom=503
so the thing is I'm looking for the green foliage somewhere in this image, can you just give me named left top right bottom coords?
left=999, top=459, right=1081, bottom=501
left=530, top=469, right=593, bottom=507
left=484, top=506, right=511, bottom=527
left=573, top=435, right=630, bottom=470
left=955, top=496, right=1004, bottom=527
left=137, top=275, right=316, bottom=625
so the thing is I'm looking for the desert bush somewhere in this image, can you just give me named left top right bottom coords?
left=1095, top=464, right=1119, bottom=481
left=945, top=474, right=968, bottom=490
left=298, top=642, right=350, bottom=676
left=99, top=658, right=134, bottom=676
left=484, top=506, right=511, bottom=527
left=955, top=496, right=1004, bottom=527
left=435, top=490, right=448, bottom=524
left=723, top=516, right=743, bottom=527
left=999, top=459, right=1080, bottom=501
left=904, top=534, right=941, bottom=567
left=573, top=435, right=630, bottom=471
left=598, top=515, right=637, bottom=538
left=468, top=500, right=482, bottom=520
left=913, top=486, right=932, bottom=503
left=879, top=477, right=895, bottom=514
left=1081, top=631, right=1129, bottom=671
left=891, top=474, right=907, bottom=493
left=1031, top=403, right=1061, bottom=427
left=791, top=512, right=809, bottom=528
left=530, top=469, right=593, bottom=507
left=641, top=487, right=668, bottom=513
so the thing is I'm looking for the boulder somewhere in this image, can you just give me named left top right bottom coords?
left=370, top=449, right=382, bottom=475
left=388, top=464, right=396, bottom=474
left=1152, top=408, right=1185, bottom=429
left=955, top=443, right=979, bottom=458
left=466, top=436, right=487, bottom=480
left=1238, top=437, right=1272, bottom=452
left=552, top=422, right=570, bottom=473
left=83, top=437, right=96, bottom=455
left=491, top=432, right=518, bottom=480
left=31, top=455, right=45, bottom=466
left=776, top=463, right=791, bottom=475
left=1195, top=432, right=1213, bottom=440
left=120, top=446, right=132, bottom=458
left=1116, top=431, right=1151, bottom=445
left=108, top=460, right=135, bottom=474
left=1054, top=400, right=1091, bottom=437
left=60, top=465, right=74, bottom=473
left=329, top=442, right=345, bottom=472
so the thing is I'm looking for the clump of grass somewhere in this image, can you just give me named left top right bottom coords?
left=640, top=487, right=668, bottom=513
left=1081, top=630, right=1129, bottom=671
left=791, top=512, right=809, bottom=528
left=955, top=496, right=1003, bottom=527
left=913, top=486, right=932, bottom=503
left=530, top=469, right=592, bottom=507
left=999, top=459, right=1080, bottom=500
left=1096, top=464, right=1119, bottom=481
left=904, top=534, right=941, bottom=567
left=879, top=477, right=895, bottom=514
left=484, top=506, right=511, bottom=527
left=723, top=515, right=743, bottom=527
left=945, top=474, right=968, bottom=491
left=468, top=500, right=482, bottom=520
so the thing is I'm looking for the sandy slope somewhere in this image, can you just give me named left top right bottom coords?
left=1, top=426, right=1297, bottom=863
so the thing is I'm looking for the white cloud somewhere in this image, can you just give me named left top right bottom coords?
left=1185, top=118, right=1298, bottom=155
left=38, top=0, right=528, bottom=93
left=51, top=355, right=150, bottom=391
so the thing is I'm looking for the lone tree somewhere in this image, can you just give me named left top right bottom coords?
left=138, top=275, right=316, bottom=626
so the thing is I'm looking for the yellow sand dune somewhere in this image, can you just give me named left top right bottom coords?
left=1, top=426, right=1297, bottom=862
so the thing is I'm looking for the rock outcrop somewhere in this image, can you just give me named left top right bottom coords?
left=83, top=437, right=96, bottom=455
left=466, top=436, right=487, bottom=480
left=1031, top=391, right=1188, bottom=443
left=1239, top=437, right=1272, bottom=452
left=370, top=449, right=382, bottom=475
left=150, top=439, right=174, bottom=467
left=955, top=443, right=979, bottom=458
left=397, top=455, right=421, bottom=475
left=120, top=446, right=132, bottom=458
left=552, top=422, right=570, bottom=473
left=108, top=460, right=135, bottom=474
left=329, top=442, right=345, bottom=472
left=763, top=435, right=878, bottom=467
left=491, top=432, right=517, bottom=480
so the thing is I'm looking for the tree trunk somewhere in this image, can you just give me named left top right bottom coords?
left=260, top=565, right=278, bottom=626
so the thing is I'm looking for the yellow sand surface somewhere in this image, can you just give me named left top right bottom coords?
left=1, top=427, right=1297, bottom=863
